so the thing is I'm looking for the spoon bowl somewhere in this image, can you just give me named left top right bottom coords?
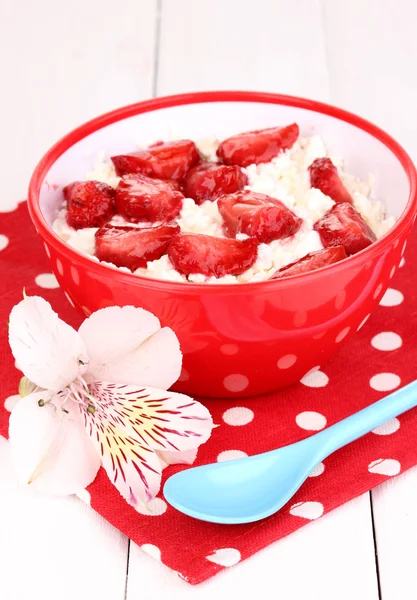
left=164, top=438, right=321, bottom=524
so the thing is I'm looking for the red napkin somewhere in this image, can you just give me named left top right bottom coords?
left=1, top=202, right=416, bottom=584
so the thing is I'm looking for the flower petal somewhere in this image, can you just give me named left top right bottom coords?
left=8, top=296, right=88, bottom=391
left=81, top=401, right=162, bottom=505
left=88, top=382, right=213, bottom=453
left=79, top=306, right=181, bottom=390
left=9, top=391, right=100, bottom=495
left=156, top=448, right=198, bottom=469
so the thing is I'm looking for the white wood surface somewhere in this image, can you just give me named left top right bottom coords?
left=1, top=0, right=417, bottom=598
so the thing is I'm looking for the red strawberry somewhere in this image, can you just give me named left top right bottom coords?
left=95, top=223, right=180, bottom=271
left=111, top=140, right=199, bottom=181
left=182, top=161, right=248, bottom=204
left=217, top=124, right=299, bottom=167
left=314, top=203, right=377, bottom=255
left=115, top=174, right=184, bottom=223
left=218, top=191, right=302, bottom=243
left=309, top=158, right=353, bottom=204
left=64, top=181, right=115, bottom=229
left=271, top=246, right=347, bottom=279
left=168, top=233, right=258, bottom=278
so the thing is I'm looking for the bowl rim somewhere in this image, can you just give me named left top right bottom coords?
left=28, top=90, right=417, bottom=294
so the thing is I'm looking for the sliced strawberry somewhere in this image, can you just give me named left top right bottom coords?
left=115, top=174, right=184, bottom=223
left=309, top=158, right=353, bottom=204
left=217, top=123, right=299, bottom=167
left=95, top=223, right=180, bottom=271
left=182, top=161, right=248, bottom=204
left=271, top=246, right=347, bottom=279
left=217, top=191, right=302, bottom=243
left=314, top=202, right=377, bottom=255
left=168, top=233, right=258, bottom=278
left=111, top=140, right=199, bottom=181
left=63, top=181, right=115, bottom=229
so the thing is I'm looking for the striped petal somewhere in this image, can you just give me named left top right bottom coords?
left=88, top=382, right=213, bottom=453
left=9, top=296, right=88, bottom=391
left=156, top=448, right=198, bottom=469
left=82, top=382, right=213, bottom=504
left=81, top=385, right=161, bottom=504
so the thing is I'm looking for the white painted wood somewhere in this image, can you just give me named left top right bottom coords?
left=0, top=0, right=158, bottom=208
left=0, top=436, right=128, bottom=600
left=157, top=0, right=329, bottom=100
left=323, top=0, right=417, bottom=160
left=126, top=494, right=379, bottom=600
left=372, top=467, right=417, bottom=600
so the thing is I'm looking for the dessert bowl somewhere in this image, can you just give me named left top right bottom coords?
left=28, top=91, right=417, bottom=398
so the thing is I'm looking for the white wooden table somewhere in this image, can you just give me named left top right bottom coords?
left=1, top=1, right=417, bottom=598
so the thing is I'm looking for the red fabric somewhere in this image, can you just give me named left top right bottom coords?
left=1, top=202, right=416, bottom=584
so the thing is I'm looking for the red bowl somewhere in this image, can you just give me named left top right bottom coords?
left=28, top=91, right=417, bottom=398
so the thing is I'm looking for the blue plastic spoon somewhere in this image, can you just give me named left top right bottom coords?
left=164, top=380, right=417, bottom=524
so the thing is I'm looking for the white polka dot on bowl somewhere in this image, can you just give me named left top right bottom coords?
left=64, top=292, right=75, bottom=307
left=357, top=314, right=370, bottom=331
left=373, top=283, right=383, bottom=300
left=35, top=273, right=59, bottom=289
left=222, top=407, right=254, bottom=426
left=43, top=243, right=51, bottom=258
left=335, top=327, right=350, bottom=343
left=370, top=373, right=401, bottom=392
left=220, top=344, right=239, bottom=355
left=56, top=258, right=64, bottom=276
left=335, top=290, right=346, bottom=310
left=399, top=257, right=405, bottom=268
left=71, top=266, right=80, bottom=285
left=293, top=311, right=307, bottom=327
left=371, top=332, right=402, bottom=351
left=277, top=354, right=297, bottom=369
left=223, top=374, right=249, bottom=393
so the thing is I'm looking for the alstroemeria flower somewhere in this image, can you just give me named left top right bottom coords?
left=8, top=296, right=213, bottom=507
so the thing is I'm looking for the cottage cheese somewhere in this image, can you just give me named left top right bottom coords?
left=52, top=136, right=395, bottom=283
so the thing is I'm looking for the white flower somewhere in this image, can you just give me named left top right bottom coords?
left=8, top=296, right=213, bottom=506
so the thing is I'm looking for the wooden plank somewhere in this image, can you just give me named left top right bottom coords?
left=323, top=0, right=417, bottom=159
left=0, top=435, right=128, bottom=600
left=372, top=467, right=417, bottom=600
left=157, top=0, right=329, bottom=100
left=0, top=0, right=158, bottom=208
left=126, top=494, right=379, bottom=599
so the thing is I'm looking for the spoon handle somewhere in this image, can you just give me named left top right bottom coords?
left=312, top=379, right=417, bottom=460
